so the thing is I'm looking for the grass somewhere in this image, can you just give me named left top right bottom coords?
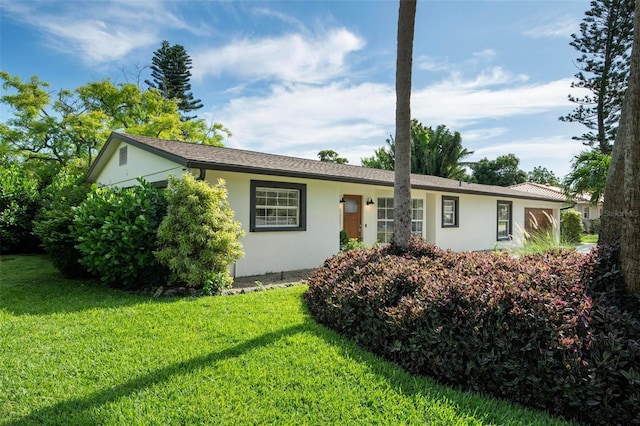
left=1, top=255, right=574, bottom=425
left=580, top=233, right=598, bottom=243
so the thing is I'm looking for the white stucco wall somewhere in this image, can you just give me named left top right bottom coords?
left=204, top=170, right=341, bottom=277
left=95, top=141, right=185, bottom=187
left=93, top=145, right=562, bottom=276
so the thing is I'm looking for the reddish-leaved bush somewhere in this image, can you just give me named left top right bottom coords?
left=304, top=237, right=640, bottom=425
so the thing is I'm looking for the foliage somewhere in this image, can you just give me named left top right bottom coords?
left=145, top=40, right=203, bottom=120
left=317, top=149, right=348, bottom=164
left=561, top=209, right=585, bottom=244
left=469, top=153, right=528, bottom=186
left=0, top=255, right=571, bottom=425
left=361, top=120, right=473, bottom=179
left=155, top=174, right=244, bottom=291
left=508, top=211, right=570, bottom=255
left=72, top=179, right=168, bottom=288
left=563, top=149, right=610, bottom=204
left=581, top=233, right=600, bottom=243
left=0, top=71, right=227, bottom=170
left=339, top=230, right=349, bottom=247
left=32, top=164, right=92, bottom=277
left=559, top=0, right=635, bottom=154
left=305, top=236, right=640, bottom=425
left=527, top=166, right=560, bottom=186
left=340, top=238, right=370, bottom=252
left=0, top=162, right=41, bottom=254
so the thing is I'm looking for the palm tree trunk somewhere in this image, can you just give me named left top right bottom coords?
left=392, top=0, right=417, bottom=251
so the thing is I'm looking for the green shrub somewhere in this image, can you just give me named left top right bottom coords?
left=561, top=209, right=583, bottom=244
left=304, top=236, right=639, bottom=425
left=33, top=171, right=92, bottom=277
left=589, top=218, right=601, bottom=234
left=339, top=230, right=348, bottom=247
left=0, top=163, right=41, bottom=253
left=72, top=179, right=167, bottom=288
left=340, top=237, right=370, bottom=252
left=155, top=174, right=244, bottom=292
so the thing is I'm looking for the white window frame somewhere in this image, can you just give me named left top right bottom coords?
left=497, top=200, right=512, bottom=241
left=441, top=196, right=459, bottom=228
left=376, top=197, right=424, bottom=243
left=250, top=180, right=306, bottom=232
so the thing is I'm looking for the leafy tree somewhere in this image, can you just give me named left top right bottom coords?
left=317, top=149, right=348, bottom=164
left=33, top=163, right=93, bottom=277
left=559, top=0, right=635, bottom=154
left=600, top=0, right=640, bottom=293
left=1, top=72, right=227, bottom=170
left=362, top=121, right=472, bottom=179
left=527, top=166, right=560, bottom=186
left=155, top=174, right=244, bottom=292
left=470, top=154, right=528, bottom=187
left=392, top=0, right=417, bottom=250
left=361, top=141, right=395, bottom=170
left=145, top=40, right=203, bottom=120
left=0, top=162, right=41, bottom=253
left=563, top=150, right=610, bottom=204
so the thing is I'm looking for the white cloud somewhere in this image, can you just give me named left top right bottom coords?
left=0, top=0, right=199, bottom=65
left=471, top=48, right=497, bottom=61
left=463, top=127, right=508, bottom=141
left=192, top=28, right=365, bottom=84
left=523, top=16, right=579, bottom=39
left=417, top=55, right=451, bottom=72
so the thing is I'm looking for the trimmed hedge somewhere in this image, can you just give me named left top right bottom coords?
left=304, top=237, right=640, bottom=425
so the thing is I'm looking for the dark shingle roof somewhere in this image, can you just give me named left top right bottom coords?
left=87, top=132, right=564, bottom=202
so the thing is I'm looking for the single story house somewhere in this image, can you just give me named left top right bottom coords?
left=509, top=182, right=603, bottom=232
left=87, top=132, right=565, bottom=277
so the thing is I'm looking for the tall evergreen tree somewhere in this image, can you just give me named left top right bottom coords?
left=145, top=40, right=203, bottom=120
left=559, top=0, right=635, bottom=155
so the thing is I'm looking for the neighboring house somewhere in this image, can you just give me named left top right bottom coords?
left=510, top=182, right=604, bottom=232
left=87, top=133, right=565, bottom=277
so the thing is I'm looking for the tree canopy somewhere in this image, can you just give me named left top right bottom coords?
left=317, top=149, right=348, bottom=164
left=362, top=120, right=472, bottom=179
left=527, top=166, right=560, bottom=186
left=145, top=40, right=203, bottom=120
left=469, top=154, right=527, bottom=187
left=1, top=71, right=228, bottom=170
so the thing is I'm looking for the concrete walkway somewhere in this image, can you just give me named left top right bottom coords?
left=576, top=243, right=597, bottom=254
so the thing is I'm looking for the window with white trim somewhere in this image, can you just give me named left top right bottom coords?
left=376, top=197, right=424, bottom=243
left=497, top=200, right=512, bottom=241
left=250, top=181, right=306, bottom=232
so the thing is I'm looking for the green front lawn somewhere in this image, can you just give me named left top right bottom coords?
left=1, top=255, right=573, bottom=425
left=580, top=233, right=599, bottom=243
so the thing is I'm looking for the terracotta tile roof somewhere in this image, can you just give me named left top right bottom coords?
left=88, top=132, right=565, bottom=202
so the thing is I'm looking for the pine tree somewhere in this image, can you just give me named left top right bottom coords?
left=145, top=40, right=203, bottom=120
left=559, top=0, right=635, bottom=155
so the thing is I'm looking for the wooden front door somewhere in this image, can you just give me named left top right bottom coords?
left=342, top=195, right=362, bottom=240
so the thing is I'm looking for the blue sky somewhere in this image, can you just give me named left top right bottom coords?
left=1, top=0, right=592, bottom=178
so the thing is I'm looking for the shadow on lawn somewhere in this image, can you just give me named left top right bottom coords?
left=11, top=323, right=308, bottom=425
left=298, top=299, right=570, bottom=426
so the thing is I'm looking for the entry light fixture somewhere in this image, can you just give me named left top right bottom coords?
left=340, top=196, right=346, bottom=204
left=366, top=197, right=375, bottom=206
